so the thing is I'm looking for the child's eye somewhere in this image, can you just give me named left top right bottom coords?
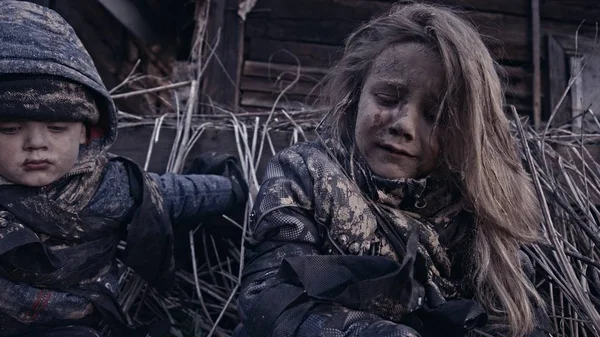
left=48, top=125, right=67, bottom=132
left=0, top=126, right=21, bottom=134
left=374, top=93, right=399, bottom=107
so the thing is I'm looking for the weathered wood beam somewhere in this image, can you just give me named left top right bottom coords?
left=251, top=0, right=600, bottom=24
left=546, top=36, right=571, bottom=126
left=532, top=0, right=542, bottom=128
left=201, top=0, right=245, bottom=110
left=96, top=0, right=168, bottom=46
left=246, top=38, right=341, bottom=68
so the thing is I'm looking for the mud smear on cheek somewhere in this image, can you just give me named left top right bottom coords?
left=373, top=110, right=384, bottom=128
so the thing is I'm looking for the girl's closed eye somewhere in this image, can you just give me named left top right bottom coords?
left=371, top=83, right=408, bottom=108
left=374, top=92, right=400, bottom=107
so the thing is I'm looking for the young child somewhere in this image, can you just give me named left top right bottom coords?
left=238, top=3, right=552, bottom=337
left=0, top=2, right=247, bottom=337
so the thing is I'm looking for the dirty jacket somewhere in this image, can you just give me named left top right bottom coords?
left=0, top=2, right=238, bottom=336
left=238, top=141, right=552, bottom=337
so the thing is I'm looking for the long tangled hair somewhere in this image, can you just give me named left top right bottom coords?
left=319, top=3, right=545, bottom=336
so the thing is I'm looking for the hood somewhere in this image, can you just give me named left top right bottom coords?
left=0, top=1, right=117, bottom=150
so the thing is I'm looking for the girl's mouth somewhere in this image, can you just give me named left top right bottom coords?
left=378, top=143, right=417, bottom=158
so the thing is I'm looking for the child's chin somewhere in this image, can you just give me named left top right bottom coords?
left=18, top=173, right=61, bottom=187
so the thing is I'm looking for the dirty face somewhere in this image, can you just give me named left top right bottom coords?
left=355, top=42, right=443, bottom=179
left=0, top=121, right=86, bottom=186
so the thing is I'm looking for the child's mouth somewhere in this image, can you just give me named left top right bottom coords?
left=378, top=143, right=417, bottom=159
left=23, top=160, right=51, bottom=171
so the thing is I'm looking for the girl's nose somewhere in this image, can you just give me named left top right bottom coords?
left=388, top=103, right=419, bottom=141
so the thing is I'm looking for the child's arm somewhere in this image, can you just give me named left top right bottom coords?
left=239, top=145, right=420, bottom=337
left=147, top=172, right=243, bottom=224
left=146, top=152, right=248, bottom=225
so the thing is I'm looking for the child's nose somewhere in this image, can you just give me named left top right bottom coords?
left=23, top=130, right=48, bottom=150
left=388, top=103, right=419, bottom=141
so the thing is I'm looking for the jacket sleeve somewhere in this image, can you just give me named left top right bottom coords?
left=148, top=172, right=235, bottom=224
left=238, top=147, right=420, bottom=337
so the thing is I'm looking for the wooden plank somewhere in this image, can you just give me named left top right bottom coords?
left=241, top=76, right=323, bottom=97
left=546, top=35, right=571, bottom=126
left=246, top=38, right=341, bottom=68
left=202, top=0, right=245, bottom=110
left=532, top=0, right=542, bottom=128
left=240, top=91, right=319, bottom=109
left=249, top=0, right=527, bottom=20
left=246, top=17, right=359, bottom=46
left=250, top=0, right=600, bottom=25
left=245, top=12, right=531, bottom=62
left=546, top=33, right=599, bottom=56
left=542, top=22, right=600, bottom=53
left=540, top=0, right=600, bottom=26
left=243, top=60, right=329, bottom=79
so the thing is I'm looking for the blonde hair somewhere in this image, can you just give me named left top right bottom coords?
left=320, top=3, right=544, bottom=336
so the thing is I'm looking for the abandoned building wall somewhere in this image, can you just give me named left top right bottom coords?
left=238, top=0, right=600, bottom=121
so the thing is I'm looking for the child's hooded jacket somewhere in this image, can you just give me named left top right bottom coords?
left=0, top=2, right=239, bottom=335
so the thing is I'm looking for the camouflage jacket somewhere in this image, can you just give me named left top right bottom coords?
left=237, top=141, right=552, bottom=337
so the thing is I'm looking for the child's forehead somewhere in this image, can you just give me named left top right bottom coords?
left=370, top=42, right=440, bottom=76
left=366, top=42, right=443, bottom=88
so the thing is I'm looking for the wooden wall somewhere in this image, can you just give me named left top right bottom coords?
left=239, top=0, right=600, bottom=118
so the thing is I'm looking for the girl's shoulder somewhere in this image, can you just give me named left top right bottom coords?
left=267, top=140, right=345, bottom=179
left=273, top=140, right=331, bottom=162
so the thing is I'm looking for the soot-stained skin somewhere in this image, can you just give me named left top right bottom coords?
left=0, top=121, right=86, bottom=187
left=355, top=42, right=444, bottom=179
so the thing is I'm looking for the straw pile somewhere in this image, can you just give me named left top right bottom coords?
left=513, top=106, right=600, bottom=337
left=112, top=88, right=317, bottom=337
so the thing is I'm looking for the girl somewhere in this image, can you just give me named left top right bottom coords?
left=237, top=3, right=551, bottom=337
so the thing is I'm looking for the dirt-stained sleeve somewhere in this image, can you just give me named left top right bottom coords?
left=238, top=143, right=421, bottom=337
